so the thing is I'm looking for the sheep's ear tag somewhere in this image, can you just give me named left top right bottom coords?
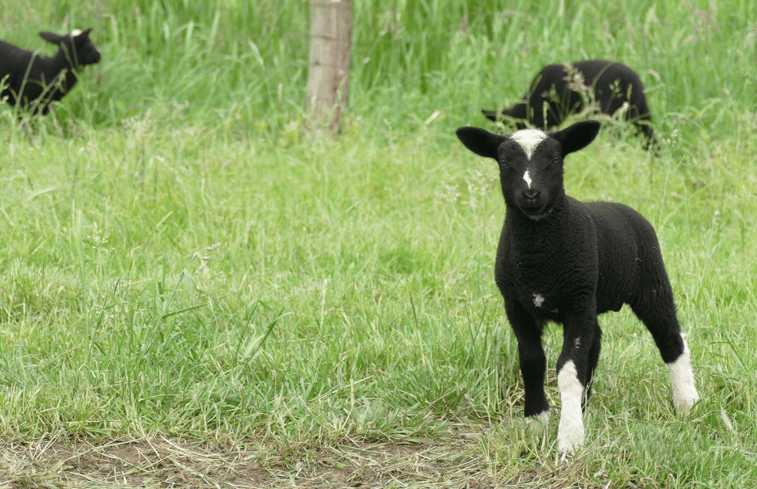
left=551, top=120, right=601, bottom=156
left=455, top=127, right=507, bottom=161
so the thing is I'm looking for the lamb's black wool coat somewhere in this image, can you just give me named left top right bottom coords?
left=0, top=29, right=101, bottom=115
left=482, top=60, right=656, bottom=148
left=499, top=194, right=683, bottom=410
left=455, top=120, right=698, bottom=456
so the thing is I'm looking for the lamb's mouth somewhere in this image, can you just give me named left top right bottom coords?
left=520, top=204, right=553, bottom=221
left=519, top=202, right=548, bottom=219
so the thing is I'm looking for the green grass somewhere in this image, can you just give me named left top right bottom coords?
left=1, top=0, right=756, bottom=486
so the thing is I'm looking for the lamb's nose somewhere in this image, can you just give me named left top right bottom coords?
left=523, top=189, right=540, bottom=200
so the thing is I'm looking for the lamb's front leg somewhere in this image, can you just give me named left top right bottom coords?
left=507, top=301, right=550, bottom=422
left=517, top=326, right=550, bottom=422
left=556, top=312, right=599, bottom=456
left=556, top=358, right=585, bottom=455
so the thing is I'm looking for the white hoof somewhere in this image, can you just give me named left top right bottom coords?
left=526, top=409, right=551, bottom=428
left=557, top=427, right=584, bottom=458
left=667, top=337, right=700, bottom=416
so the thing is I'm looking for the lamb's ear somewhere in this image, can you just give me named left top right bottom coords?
left=456, top=127, right=507, bottom=160
left=39, top=31, right=65, bottom=44
left=551, top=120, right=601, bottom=156
left=72, top=29, right=93, bottom=44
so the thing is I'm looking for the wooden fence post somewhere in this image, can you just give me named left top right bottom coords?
left=307, top=0, right=352, bottom=133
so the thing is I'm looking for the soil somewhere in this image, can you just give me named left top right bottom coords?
left=0, top=433, right=500, bottom=488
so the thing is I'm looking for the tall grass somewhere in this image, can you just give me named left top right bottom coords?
left=3, top=0, right=755, bottom=139
left=1, top=0, right=756, bottom=486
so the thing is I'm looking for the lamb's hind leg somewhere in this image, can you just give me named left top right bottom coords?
left=666, top=335, right=699, bottom=415
left=630, top=290, right=699, bottom=416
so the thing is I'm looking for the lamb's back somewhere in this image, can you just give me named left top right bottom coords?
left=0, top=40, right=41, bottom=96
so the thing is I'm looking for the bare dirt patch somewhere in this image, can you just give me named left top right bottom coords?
left=0, top=434, right=500, bottom=488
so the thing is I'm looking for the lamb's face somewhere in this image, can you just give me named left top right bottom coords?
left=456, top=121, right=599, bottom=219
left=72, top=30, right=101, bottom=66
left=496, top=129, right=564, bottom=219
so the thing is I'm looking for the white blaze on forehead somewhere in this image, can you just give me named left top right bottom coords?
left=523, top=170, right=533, bottom=189
left=71, top=29, right=83, bottom=37
left=511, top=129, right=548, bottom=160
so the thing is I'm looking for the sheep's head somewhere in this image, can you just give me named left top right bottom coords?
left=39, top=28, right=101, bottom=68
left=456, top=120, right=601, bottom=220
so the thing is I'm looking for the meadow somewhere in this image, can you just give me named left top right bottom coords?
left=0, top=0, right=756, bottom=486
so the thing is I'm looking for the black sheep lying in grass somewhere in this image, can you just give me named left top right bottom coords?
left=482, top=60, right=657, bottom=149
left=455, top=120, right=698, bottom=455
left=0, top=29, right=101, bottom=116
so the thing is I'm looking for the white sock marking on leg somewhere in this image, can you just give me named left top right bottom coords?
left=667, top=336, right=699, bottom=415
left=557, top=360, right=585, bottom=456
left=526, top=409, right=551, bottom=428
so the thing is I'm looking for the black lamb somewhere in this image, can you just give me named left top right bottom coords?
left=482, top=60, right=657, bottom=149
left=455, top=120, right=698, bottom=455
left=0, top=29, right=101, bottom=115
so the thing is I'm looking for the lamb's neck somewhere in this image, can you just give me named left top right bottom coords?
left=47, top=50, right=80, bottom=89
left=503, top=197, right=574, bottom=260
left=52, top=48, right=82, bottom=74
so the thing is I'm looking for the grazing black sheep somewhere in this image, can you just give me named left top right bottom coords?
left=0, top=29, right=101, bottom=115
left=455, top=120, right=698, bottom=455
left=482, top=60, right=657, bottom=149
